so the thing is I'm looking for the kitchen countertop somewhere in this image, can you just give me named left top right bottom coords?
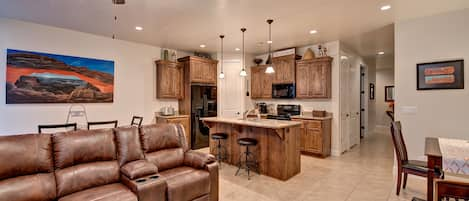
left=259, top=113, right=333, bottom=120
left=155, top=113, right=190, bottom=119
left=201, top=117, right=302, bottom=129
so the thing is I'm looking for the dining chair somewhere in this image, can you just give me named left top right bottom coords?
left=131, top=116, right=143, bottom=127
left=390, top=121, right=429, bottom=195
left=87, top=120, right=118, bottom=130
left=38, top=123, right=77, bottom=134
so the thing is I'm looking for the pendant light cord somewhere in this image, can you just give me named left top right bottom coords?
left=241, top=28, right=246, bottom=71
left=220, top=35, right=224, bottom=73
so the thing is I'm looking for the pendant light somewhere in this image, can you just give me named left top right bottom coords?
left=219, top=35, right=225, bottom=79
left=240, top=28, right=248, bottom=77
left=265, top=19, right=275, bottom=74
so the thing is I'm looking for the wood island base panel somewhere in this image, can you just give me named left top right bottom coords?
left=202, top=118, right=302, bottom=181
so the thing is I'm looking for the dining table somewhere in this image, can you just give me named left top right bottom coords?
left=424, top=137, right=469, bottom=201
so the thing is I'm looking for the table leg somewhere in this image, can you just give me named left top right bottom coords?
left=427, top=155, right=442, bottom=201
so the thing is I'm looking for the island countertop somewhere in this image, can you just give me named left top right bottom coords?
left=201, top=117, right=301, bottom=129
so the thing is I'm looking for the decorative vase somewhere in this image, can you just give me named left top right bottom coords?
left=254, top=58, right=263, bottom=66
left=303, top=48, right=315, bottom=60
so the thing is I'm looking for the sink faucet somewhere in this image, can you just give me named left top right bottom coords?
left=243, top=108, right=261, bottom=120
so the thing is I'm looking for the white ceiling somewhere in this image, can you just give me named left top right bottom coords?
left=1, top=0, right=468, bottom=57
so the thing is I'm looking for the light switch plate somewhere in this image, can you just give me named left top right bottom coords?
left=400, top=106, right=417, bottom=115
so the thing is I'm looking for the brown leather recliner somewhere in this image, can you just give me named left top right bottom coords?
left=52, top=129, right=137, bottom=201
left=140, top=124, right=219, bottom=201
left=0, top=134, right=56, bottom=201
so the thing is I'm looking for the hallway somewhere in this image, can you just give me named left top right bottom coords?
left=211, top=131, right=424, bottom=201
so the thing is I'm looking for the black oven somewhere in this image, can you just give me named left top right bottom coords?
left=272, top=84, right=295, bottom=99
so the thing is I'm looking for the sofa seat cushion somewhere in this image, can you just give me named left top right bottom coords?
left=0, top=173, right=56, bottom=201
left=58, top=183, right=137, bottom=201
left=159, top=166, right=210, bottom=201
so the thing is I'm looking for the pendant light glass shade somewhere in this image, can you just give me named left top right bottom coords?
left=219, top=35, right=225, bottom=79
left=265, top=19, right=275, bottom=74
left=240, top=28, right=247, bottom=77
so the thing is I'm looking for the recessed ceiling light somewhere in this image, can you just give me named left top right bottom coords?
left=135, top=26, right=143, bottom=31
left=377, top=51, right=385, bottom=55
left=380, top=5, right=391, bottom=11
left=235, top=48, right=240, bottom=51
left=309, top=30, right=318, bottom=34
left=200, top=44, right=206, bottom=48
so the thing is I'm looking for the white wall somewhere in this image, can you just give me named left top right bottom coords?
left=395, top=9, right=469, bottom=160
left=375, top=68, right=394, bottom=128
left=0, top=18, right=178, bottom=134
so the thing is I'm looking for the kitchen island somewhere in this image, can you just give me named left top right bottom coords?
left=202, top=117, right=302, bottom=180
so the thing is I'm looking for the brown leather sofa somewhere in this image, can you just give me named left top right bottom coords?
left=140, top=124, right=218, bottom=201
left=0, top=123, right=218, bottom=201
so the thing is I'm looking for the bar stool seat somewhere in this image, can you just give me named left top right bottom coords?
left=236, top=137, right=259, bottom=180
left=211, top=133, right=228, bottom=140
left=237, top=138, right=258, bottom=146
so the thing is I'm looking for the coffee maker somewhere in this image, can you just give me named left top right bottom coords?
left=256, top=102, right=268, bottom=114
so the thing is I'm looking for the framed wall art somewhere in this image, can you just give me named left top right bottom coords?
left=417, top=60, right=464, bottom=90
left=6, top=49, right=114, bottom=104
left=369, top=83, right=375, bottom=100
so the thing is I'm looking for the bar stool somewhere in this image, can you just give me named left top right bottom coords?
left=235, top=137, right=259, bottom=180
left=211, top=133, right=228, bottom=165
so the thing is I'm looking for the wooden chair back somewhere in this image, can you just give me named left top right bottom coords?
left=131, top=116, right=143, bottom=127
left=38, top=123, right=77, bottom=134
left=87, top=120, right=118, bottom=130
left=436, top=180, right=469, bottom=201
left=390, top=121, right=409, bottom=164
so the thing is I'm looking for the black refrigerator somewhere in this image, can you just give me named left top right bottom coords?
left=191, top=85, right=217, bottom=149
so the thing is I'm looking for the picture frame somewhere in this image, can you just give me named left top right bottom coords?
left=385, top=85, right=394, bottom=102
left=416, top=60, right=464, bottom=90
left=369, top=83, right=375, bottom=100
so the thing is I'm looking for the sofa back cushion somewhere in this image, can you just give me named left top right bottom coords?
left=0, top=134, right=54, bottom=180
left=0, top=134, right=56, bottom=201
left=140, top=124, right=185, bottom=171
left=53, top=129, right=116, bottom=169
left=53, top=129, right=119, bottom=197
left=114, top=126, right=144, bottom=167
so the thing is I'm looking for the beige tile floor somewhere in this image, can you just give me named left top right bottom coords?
left=199, top=131, right=428, bottom=201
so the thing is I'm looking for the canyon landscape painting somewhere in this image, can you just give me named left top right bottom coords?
left=6, top=49, right=114, bottom=104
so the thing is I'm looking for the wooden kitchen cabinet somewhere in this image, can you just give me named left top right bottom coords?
left=292, top=118, right=331, bottom=157
left=250, top=65, right=272, bottom=99
left=272, top=54, right=297, bottom=84
left=156, top=60, right=183, bottom=99
left=178, top=56, right=218, bottom=84
left=156, top=115, right=191, bottom=149
left=296, top=57, right=332, bottom=99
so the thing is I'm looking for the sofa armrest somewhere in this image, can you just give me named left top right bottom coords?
left=121, top=160, right=158, bottom=179
left=121, top=174, right=167, bottom=201
left=183, top=150, right=216, bottom=169
left=206, top=162, right=219, bottom=201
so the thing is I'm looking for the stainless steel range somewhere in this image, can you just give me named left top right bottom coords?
left=266, top=104, right=301, bottom=120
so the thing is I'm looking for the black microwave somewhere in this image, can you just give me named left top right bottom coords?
left=272, top=84, right=295, bottom=99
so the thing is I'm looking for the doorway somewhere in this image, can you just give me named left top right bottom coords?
left=219, top=59, right=244, bottom=118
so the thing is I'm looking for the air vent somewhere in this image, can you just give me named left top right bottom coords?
left=112, top=0, right=125, bottom=5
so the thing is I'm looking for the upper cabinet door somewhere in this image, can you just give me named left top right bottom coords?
left=179, top=56, right=218, bottom=84
left=295, top=62, right=310, bottom=98
left=156, top=60, right=184, bottom=99
left=296, top=57, right=332, bottom=99
left=272, top=55, right=296, bottom=84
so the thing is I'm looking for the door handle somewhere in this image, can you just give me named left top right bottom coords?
left=346, top=114, right=350, bottom=117
left=236, top=112, right=240, bottom=115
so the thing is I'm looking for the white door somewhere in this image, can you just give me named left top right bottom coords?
left=348, top=60, right=361, bottom=148
left=339, top=57, right=351, bottom=153
left=219, top=60, right=244, bottom=118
